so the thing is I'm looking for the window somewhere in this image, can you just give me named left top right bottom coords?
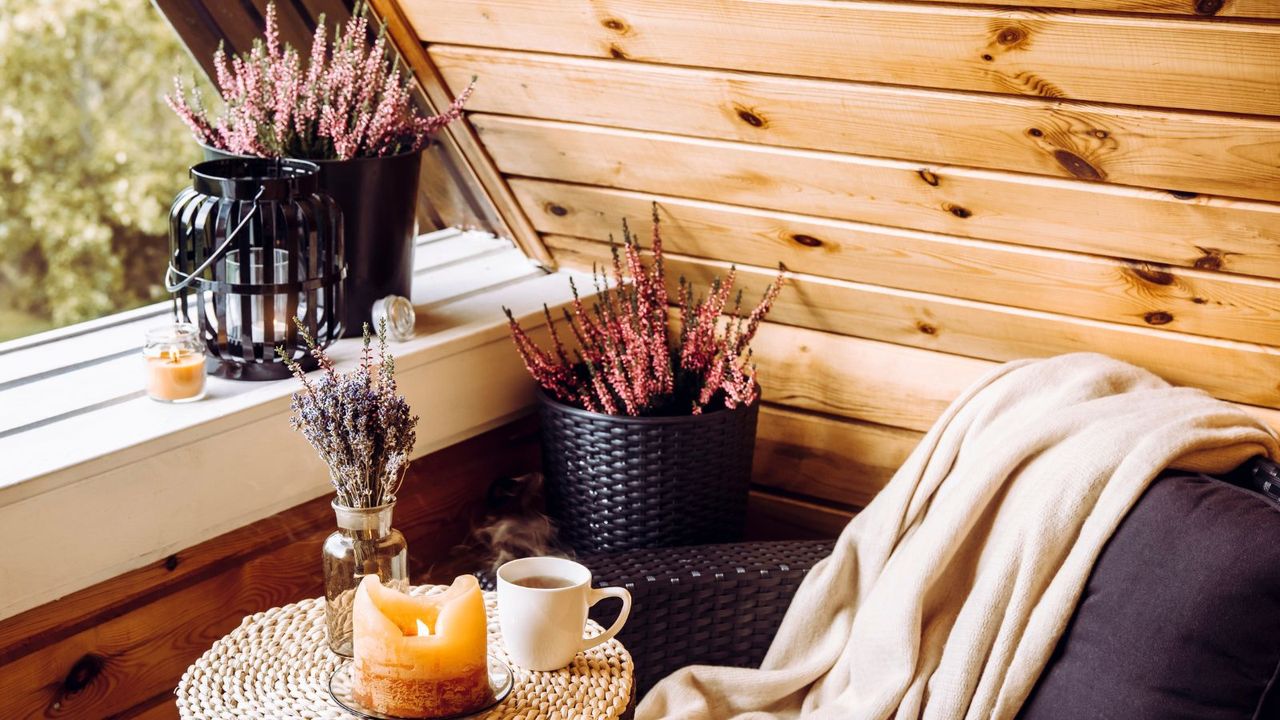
left=0, top=0, right=212, bottom=342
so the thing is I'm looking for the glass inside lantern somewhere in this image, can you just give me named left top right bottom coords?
left=224, top=248, right=301, bottom=345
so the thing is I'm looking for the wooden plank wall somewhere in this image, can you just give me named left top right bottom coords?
left=397, top=0, right=1280, bottom=537
left=0, top=419, right=539, bottom=719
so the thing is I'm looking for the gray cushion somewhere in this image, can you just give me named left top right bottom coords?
left=1019, top=460, right=1280, bottom=720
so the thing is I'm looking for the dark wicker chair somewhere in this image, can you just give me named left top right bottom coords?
left=581, top=540, right=836, bottom=695
left=477, top=539, right=836, bottom=696
left=579, top=457, right=1280, bottom=696
left=475, top=457, right=1280, bottom=714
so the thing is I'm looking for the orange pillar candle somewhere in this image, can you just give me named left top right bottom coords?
left=143, top=324, right=206, bottom=402
left=352, top=574, right=491, bottom=717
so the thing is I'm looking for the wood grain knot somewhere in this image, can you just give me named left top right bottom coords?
left=1027, top=128, right=1043, bottom=138
left=545, top=203, right=569, bottom=217
left=981, top=54, right=994, bottom=62
left=996, top=27, right=1027, bottom=46
left=164, top=554, right=179, bottom=571
left=601, top=17, right=628, bottom=32
left=1167, top=189, right=1198, bottom=200
left=1128, top=264, right=1175, bottom=286
left=916, top=322, right=938, bottom=335
left=1092, top=130, right=1109, bottom=140
left=945, top=204, right=972, bottom=219
left=791, top=233, right=823, bottom=248
left=1194, top=247, right=1227, bottom=271
left=1053, top=149, right=1105, bottom=181
left=1192, top=296, right=1209, bottom=304
left=608, top=44, right=628, bottom=59
left=917, top=169, right=940, bottom=186
left=1144, top=311, right=1174, bottom=325
left=735, top=106, right=767, bottom=128
left=63, top=653, right=106, bottom=694
left=1194, top=0, right=1224, bottom=14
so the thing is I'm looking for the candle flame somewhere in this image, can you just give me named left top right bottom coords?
left=415, top=618, right=430, bottom=637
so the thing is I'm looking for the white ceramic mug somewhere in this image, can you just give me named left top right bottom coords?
left=497, top=556, right=632, bottom=671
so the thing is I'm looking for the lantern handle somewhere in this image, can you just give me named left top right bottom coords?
left=165, top=186, right=266, bottom=293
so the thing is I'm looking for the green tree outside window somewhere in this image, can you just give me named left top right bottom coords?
left=0, top=0, right=212, bottom=341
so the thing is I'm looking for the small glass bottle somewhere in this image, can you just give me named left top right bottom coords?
left=143, top=323, right=206, bottom=403
left=323, top=499, right=409, bottom=657
left=370, top=295, right=416, bottom=341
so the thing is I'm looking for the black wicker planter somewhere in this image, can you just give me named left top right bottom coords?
left=537, top=388, right=760, bottom=553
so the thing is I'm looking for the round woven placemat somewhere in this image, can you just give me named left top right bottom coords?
left=176, top=587, right=634, bottom=719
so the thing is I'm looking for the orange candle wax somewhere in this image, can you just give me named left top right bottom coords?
left=145, top=350, right=206, bottom=402
left=352, top=574, right=490, bottom=717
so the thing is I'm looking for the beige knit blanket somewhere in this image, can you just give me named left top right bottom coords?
left=637, top=353, right=1277, bottom=720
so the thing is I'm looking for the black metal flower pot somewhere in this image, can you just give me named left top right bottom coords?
left=204, top=146, right=422, bottom=335
left=536, top=387, right=760, bottom=553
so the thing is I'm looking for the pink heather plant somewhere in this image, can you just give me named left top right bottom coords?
left=166, top=2, right=473, bottom=160
left=506, top=206, right=785, bottom=417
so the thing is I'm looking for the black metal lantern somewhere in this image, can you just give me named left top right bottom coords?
left=167, top=158, right=344, bottom=380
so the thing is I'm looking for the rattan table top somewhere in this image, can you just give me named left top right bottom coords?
left=176, top=587, right=634, bottom=719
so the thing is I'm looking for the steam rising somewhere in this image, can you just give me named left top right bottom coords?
left=459, top=473, right=571, bottom=576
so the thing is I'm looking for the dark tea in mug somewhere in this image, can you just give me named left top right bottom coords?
left=497, top=555, right=633, bottom=670
left=512, top=575, right=575, bottom=589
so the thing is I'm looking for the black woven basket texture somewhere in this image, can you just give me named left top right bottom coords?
left=585, top=540, right=836, bottom=695
left=471, top=540, right=837, bottom=695
left=539, top=394, right=760, bottom=554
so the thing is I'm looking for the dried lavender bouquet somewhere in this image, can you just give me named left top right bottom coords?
left=280, top=319, right=419, bottom=508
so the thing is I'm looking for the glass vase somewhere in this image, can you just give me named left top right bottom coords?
left=323, top=500, right=408, bottom=657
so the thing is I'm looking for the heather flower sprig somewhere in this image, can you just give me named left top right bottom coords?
left=506, top=205, right=784, bottom=416
left=280, top=319, right=419, bottom=508
left=166, top=2, right=474, bottom=160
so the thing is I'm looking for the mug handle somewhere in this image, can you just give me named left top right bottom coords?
left=581, top=586, right=632, bottom=651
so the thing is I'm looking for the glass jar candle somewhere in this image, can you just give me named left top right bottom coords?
left=225, top=248, right=297, bottom=344
left=144, top=323, right=207, bottom=403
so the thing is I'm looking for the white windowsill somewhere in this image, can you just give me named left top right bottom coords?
left=0, top=229, right=587, bottom=621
